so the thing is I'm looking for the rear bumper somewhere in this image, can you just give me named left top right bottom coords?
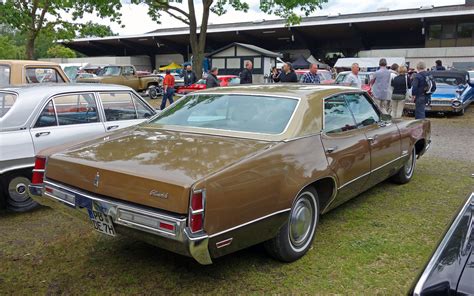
left=29, top=180, right=212, bottom=265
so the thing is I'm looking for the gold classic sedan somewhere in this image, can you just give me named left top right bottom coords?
left=30, top=84, right=431, bottom=264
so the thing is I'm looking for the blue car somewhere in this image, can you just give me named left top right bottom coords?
left=406, top=70, right=474, bottom=115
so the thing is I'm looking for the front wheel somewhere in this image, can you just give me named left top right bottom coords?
left=2, top=170, right=38, bottom=212
left=147, top=85, right=160, bottom=99
left=391, top=146, right=416, bottom=184
left=264, top=188, right=319, bottom=262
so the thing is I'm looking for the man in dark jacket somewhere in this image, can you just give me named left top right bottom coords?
left=240, top=61, right=253, bottom=84
left=206, top=67, right=220, bottom=88
left=433, top=60, right=446, bottom=71
left=411, top=61, right=435, bottom=119
left=273, top=62, right=298, bottom=83
left=183, top=65, right=197, bottom=86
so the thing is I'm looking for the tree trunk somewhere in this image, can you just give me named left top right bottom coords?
left=187, top=0, right=212, bottom=79
left=26, top=36, right=35, bottom=60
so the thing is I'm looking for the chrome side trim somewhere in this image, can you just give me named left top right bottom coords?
left=209, top=208, right=291, bottom=238
left=337, top=155, right=406, bottom=190
left=413, top=193, right=474, bottom=296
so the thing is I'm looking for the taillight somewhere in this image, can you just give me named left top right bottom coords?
left=31, top=156, right=46, bottom=184
left=189, top=190, right=205, bottom=233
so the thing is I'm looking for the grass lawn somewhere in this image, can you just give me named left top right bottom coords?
left=0, top=156, right=472, bottom=295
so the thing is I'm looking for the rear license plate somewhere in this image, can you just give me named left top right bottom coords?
left=87, top=209, right=116, bottom=236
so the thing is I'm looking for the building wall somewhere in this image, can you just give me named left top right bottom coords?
left=154, top=54, right=184, bottom=70
left=358, top=46, right=474, bottom=68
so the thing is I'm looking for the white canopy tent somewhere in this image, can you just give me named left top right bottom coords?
left=334, top=57, right=406, bottom=69
left=307, top=55, right=329, bottom=69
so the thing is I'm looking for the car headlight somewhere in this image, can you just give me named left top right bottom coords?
left=452, top=100, right=461, bottom=107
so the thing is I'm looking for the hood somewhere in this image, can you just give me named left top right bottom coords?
left=45, top=127, right=272, bottom=213
left=76, top=76, right=103, bottom=83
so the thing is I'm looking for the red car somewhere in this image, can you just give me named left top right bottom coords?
left=177, top=75, right=240, bottom=95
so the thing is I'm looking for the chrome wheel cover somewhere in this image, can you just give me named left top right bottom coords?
left=404, top=148, right=416, bottom=177
left=8, top=176, right=31, bottom=203
left=288, top=192, right=317, bottom=252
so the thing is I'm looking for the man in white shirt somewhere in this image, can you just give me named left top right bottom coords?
left=344, top=63, right=362, bottom=89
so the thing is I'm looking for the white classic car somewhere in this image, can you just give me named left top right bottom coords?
left=0, top=84, right=156, bottom=212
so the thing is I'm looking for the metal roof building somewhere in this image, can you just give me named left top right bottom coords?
left=60, top=2, right=474, bottom=70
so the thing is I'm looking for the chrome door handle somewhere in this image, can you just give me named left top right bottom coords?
left=107, top=125, right=119, bottom=131
left=35, top=132, right=50, bottom=137
left=326, top=146, right=338, bottom=153
left=367, top=136, right=377, bottom=143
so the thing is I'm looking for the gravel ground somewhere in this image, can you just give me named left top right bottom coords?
left=420, top=106, right=474, bottom=163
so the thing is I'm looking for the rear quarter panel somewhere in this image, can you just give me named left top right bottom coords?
left=196, top=134, right=332, bottom=236
left=394, top=119, right=431, bottom=157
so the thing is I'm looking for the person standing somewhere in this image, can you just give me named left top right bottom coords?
left=411, top=61, right=436, bottom=119
left=301, top=64, right=320, bottom=84
left=391, top=66, right=411, bottom=118
left=343, top=63, right=362, bottom=88
left=240, top=61, right=253, bottom=84
left=161, top=69, right=175, bottom=110
left=370, top=58, right=392, bottom=113
left=434, top=60, right=446, bottom=71
left=183, top=65, right=197, bottom=86
left=273, top=62, right=298, bottom=83
left=206, top=67, right=220, bottom=88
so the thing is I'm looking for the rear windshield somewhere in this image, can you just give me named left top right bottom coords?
left=151, top=94, right=298, bottom=134
left=0, top=92, right=17, bottom=118
left=0, top=65, right=11, bottom=86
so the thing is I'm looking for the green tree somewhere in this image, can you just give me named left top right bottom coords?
left=134, top=0, right=328, bottom=78
left=0, top=36, right=25, bottom=59
left=46, top=44, right=76, bottom=58
left=0, top=0, right=122, bottom=59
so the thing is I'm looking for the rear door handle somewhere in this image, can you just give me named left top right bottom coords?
left=326, top=146, right=338, bottom=153
left=35, top=132, right=50, bottom=137
left=107, top=125, right=119, bottom=131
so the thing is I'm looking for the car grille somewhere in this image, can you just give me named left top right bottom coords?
left=430, top=100, right=452, bottom=106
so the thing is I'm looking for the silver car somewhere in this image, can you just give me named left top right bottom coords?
left=0, top=84, right=156, bottom=212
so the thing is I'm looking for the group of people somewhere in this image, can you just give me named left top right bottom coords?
left=161, top=58, right=438, bottom=120
left=370, top=58, right=436, bottom=119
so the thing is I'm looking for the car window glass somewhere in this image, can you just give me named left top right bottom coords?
left=0, top=65, right=11, bottom=85
left=324, top=96, right=357, bottom=134
left=0, top=92, right=17, bottom=118
left=34, top=100, right=57, bottom=128
left=53, top=93, right=99, bottom=126
left=335, top=74, right=347, bottom=84
left=25, top=68, right=65, bottom=83
left=132, top=94, right=154, bottom=119
left=345, top=94, right=380, bottom=127
left=100, top=92, right=138, bottom=121
left=123, top=66, right=134, bottom=75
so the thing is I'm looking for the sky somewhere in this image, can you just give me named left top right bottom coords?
left=86, top=0, right=465, bottom=36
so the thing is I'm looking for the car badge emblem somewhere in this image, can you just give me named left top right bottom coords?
left=149, top=190, right=168, bottom=199
left=93, top=172, right=100, bottom=188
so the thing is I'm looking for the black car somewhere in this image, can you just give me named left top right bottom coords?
left=409, top=193, right=474, bottom=295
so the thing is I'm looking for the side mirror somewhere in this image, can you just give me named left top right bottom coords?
left=380, top=113, right=392, bottom=122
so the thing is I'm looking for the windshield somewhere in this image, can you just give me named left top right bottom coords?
left=0, top=65, right=11, bottom=85
left=319, top=71, right=332, bottom=81
left=335, top=74, right=347, bottom=84
left=433, top=76, right=466, bottom=86
left=0, top=92, right=17, bottom=118
left=151, top=94, right=298, bottom=134
left=100, top=66, right=121, bottom=76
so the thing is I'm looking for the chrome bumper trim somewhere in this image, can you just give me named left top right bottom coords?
left=29, top=179, right=213, bottom=265
left=404, top=102, right=465, bottom=112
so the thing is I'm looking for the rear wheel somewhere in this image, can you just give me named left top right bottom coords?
left=391, top=146, right=416, bottom=184
left=265, top=188, right=319, bottom=262
left=2, top=170, right=38, bottom=212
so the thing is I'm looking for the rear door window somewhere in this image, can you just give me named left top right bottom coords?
left=132, top=94, right=154, bottom=119
left=34, top=101, right=57, bottom=128
left=25, top=68, right=65, bottom=83
left=324, top=95, right=357, bottom=134
left=100, top=92, right=138, bottom=121
left=53, top=93, right=99, bottom=126
left=345, top=93, right=380, bottom=127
